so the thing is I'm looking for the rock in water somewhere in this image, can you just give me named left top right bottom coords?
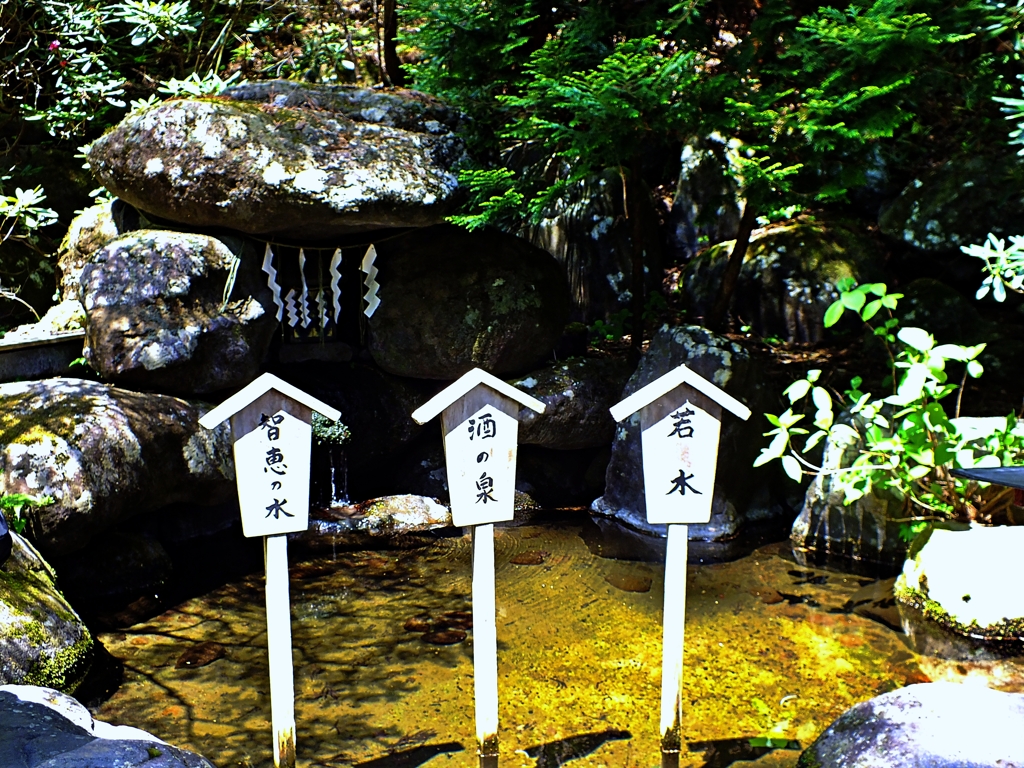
left=365, top=225, right=570, bottom=379
left=80, top=230, right=277, bottom=395
left=175, top=642, right=226, bottom=669
left=591, top=325, right=783, bottom=545
left=798, top=682, right=1024, bottom=767
left=0, top=535, right=94, bottom=690
left=87, top=82, right=469, bottom=238
left=0, top=378, right=234, bottom=556
left=0, top=684, right=217, bottom=767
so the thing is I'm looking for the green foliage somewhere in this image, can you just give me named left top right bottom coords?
left=312, top=412, right=351, bottom=448
left=1, top=492, right=55, bottom=535
left=755, top=280, right=1021, bottom=520
left=961, top=233, right=1024, bottom=301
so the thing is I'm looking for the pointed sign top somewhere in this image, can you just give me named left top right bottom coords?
left=411, top=368, right=546, bottom=425
left=199, top=372, right=341, bottom=429
left=609, top=363, right=751, bottom=423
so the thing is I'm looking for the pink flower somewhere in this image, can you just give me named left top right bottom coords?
left=48, top=40, right=60, bottom=51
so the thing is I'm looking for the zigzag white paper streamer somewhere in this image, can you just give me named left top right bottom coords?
left=284, top=288, right=299, bottom=327
left=298, top=248, right=311, bottom=328
left=329, top=248, right=342, bottom=323
left=361, top=244, right=380, bottom=318
left=261, top=243, right=284, bottom=322
left=317, top=288, right=327, bottom=331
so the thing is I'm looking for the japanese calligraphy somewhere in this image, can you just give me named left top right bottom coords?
left=476, top=472, right=496, bottom=503
left=668, top=408, right=695, bottom=438
left=477, top=452, right=489, bottom=463
left=259, top=413, right=284, bottom=440
left=667, top=470, right=701, bottom=496
left=468, top=412, right=497, bottom=440
left=265, top=498, right=294, bottom=519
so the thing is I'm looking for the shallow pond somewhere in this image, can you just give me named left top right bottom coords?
left=89, top=519, right=1019, bottom=768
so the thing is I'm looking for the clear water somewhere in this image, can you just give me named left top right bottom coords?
left=89, top=521, right=1022, bottom=768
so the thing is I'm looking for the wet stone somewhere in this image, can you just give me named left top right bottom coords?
left=510, top=550, right=550, bottom=566
left=421, top=630, right=467, bottom=646
left=604, top=573, right=653, bottom=593
left=175, top=642, right=226, bottom=670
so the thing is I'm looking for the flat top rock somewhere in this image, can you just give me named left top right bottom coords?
left=87, top=82, right=470, bottom=239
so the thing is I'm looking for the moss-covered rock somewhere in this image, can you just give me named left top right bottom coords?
left=683, top=218, right=887, bottom=342
left=509, top=356, right=634, bottom=450
left=366, top=225, right=570, bottom=379
left=87, top=82, right=469, bottom=239
left=57, top=201, right=120, bottom=303
left=0, top=533, right=93, bottom=691
left=895, top=525, right=1024, bottom=658
left=0, top=378, right=234, bottom=556
left=81, top=230, right=277, bottom=395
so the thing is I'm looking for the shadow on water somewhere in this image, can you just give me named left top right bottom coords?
left=522, top=729, right=632, bottom=768
left=688, top=738, right=801, bottom=768
left=351, top=741, right=466, bottom=768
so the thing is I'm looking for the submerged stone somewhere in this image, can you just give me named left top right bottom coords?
left=0, top=534, right=93, bottom=691
left=87, top=82, right=469, bottom=239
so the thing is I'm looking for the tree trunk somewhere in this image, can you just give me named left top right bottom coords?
left=382, top=0, right=405, bottom=87
left=627, top=163, right=647, bottom=365
left=707, top=202, right=757, bottom=332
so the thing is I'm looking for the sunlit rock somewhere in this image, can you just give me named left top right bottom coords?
left=81, top=230, right=277, bottom=394
left=681, top=218, right=886, bottom=343
left=509, top=356, right=634, bottom=450
left=365, top=225, right=570, bottom=379
left=0, top=535, right=93, bottom=690
left=0, top=684, right=216, bottom=766
left=87, top=81, right=469, bottom=239
left=0, top=378, right=234, bottom=556
left=591, top=324, right=785, bottom=547
left=895, top=525, right=1024, bottom=661
left=799, top=682, right=1024, bottom=767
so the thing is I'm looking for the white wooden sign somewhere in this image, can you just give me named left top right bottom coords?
left=234, top=408, right=311, bottom=537
left=411, top=368, right=544, bottom=768
left=609, top=364, right=750, bottom=768
left=445, top=404, right=518, bottom=527
left=641, top=399, right=721, bottom=525
left=200, top=373, right=340, bottom=768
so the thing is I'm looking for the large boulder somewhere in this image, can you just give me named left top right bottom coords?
left=81, top=230, right=277, bottom=394
left=0, top=685, right=216, bottom=767
left=879, top=152, right=1024, bottom=253
left=87, top=82, right=469, bottom=239
left=0, top=379, right=234, bottom=556
left=509, top=356, right=634, bottom=450
left=683, top=218, right=886, bottom=342
left=895, top=525, right=1024, bottom=660
left=790, top=431, right=908, bottom=572
left=366, top=225, right=570, bottom=379
left=0, top=535, right=93, bottom=691
left=591, top=325, right=781, bottom=544
left=56, top=202, right=120, bottom=303
left=797, top=683, right=1024, bottom=767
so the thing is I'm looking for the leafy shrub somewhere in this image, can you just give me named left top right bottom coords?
left=755, top=279, right=1022, bottom=522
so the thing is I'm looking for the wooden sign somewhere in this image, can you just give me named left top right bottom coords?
left=609, top=364, right=750, bottom=768
left=412, top=368, right=545, bottom=768
left=200, top=373, right=341, bottom=768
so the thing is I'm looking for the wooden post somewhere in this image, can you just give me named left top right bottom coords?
left=199, top=374, right=341, bottom=768
left=265, top=534, right=296, bottom=768
left=472, top=524, right=499, bottom=764
left=660, top=523, right=687, bottom=767
left=608, top=364, right=750, bottom=766
left=412, top=368, right=546, bottom=768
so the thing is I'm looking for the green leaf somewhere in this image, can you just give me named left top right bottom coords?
left=840, top=290, right=866, bottom=311
left=782, top=455, right=802, bottom=481
left=861, top=299, right=883, bottom=320
left=967, top=360, right=984, bottom=378
left=784, top=379, right=811, bottom=403
left=823, top=300, right=845, bottom=327
left=906, top=464, right=932, bottom=480
left=897, top=327, right=934, bottom=352
left=806, top=369, right=822, bottom=384
left=804, top=430, right=827, bottom=452
left=811, top=386, right=832, bottom=412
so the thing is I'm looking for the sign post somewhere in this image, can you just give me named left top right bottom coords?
left=411, top=368, right=545, bottom=768
left=608, top=365, right=750, bottom=768
left=200, top=373, right=341, bottom=768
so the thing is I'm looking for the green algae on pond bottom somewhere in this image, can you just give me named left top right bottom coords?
left=91, top=526, right=972, bottom=768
